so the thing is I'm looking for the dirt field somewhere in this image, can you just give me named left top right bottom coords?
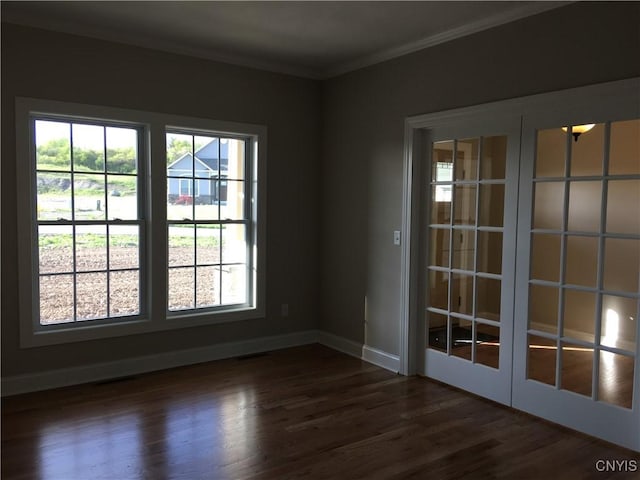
left=38, top=246, right=243, bottom=324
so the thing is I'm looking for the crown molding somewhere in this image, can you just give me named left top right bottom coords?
left=0, top=11, right=321, bottom=79
left=2, top=2, right=571, bottom=80
left=323, top=1, right=571, bottom=78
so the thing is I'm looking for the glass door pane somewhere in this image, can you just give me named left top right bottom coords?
left=428, top=136, right=505, bottom=364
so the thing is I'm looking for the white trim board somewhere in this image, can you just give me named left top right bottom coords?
left=2, top=330, right=374, bottom=397
left=2, top=330, right=316, bottom=397
left=317, top=331, right=362, bottom=359
left=362, top=345, right=401, bottom=374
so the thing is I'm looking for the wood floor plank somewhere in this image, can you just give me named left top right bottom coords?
left=2, top=344, right=638, bottom=479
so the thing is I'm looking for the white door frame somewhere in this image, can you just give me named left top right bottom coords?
left=399, top=77, right=640, bottom=449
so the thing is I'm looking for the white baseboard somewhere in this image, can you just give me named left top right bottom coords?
left=362, top=344, right=401, bottom=373
left=1, top=330, right=319, bottom=397
left=318, top=332, right=401, bottom=374
left=317, top=331, right=362, bottom=359
left=2, top=330, right=401, bottom=396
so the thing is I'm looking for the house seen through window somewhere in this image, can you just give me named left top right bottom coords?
left=166, top=132, right=250, bottom=311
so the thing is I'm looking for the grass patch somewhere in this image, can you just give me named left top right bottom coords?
left=169, top=234, right=221, bottom=248
left=39, top=233, right=140, bottom=249
left=39, top=231, right=222, bottom=249
left=39, top=234, right=73, bottom=248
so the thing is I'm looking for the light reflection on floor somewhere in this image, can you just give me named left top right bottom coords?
left=35, top=386, right=258, bottom=479
left=38, top=412, right=142, bottom=479
left=525, top=340, right=635, bottom=409
left=429, top=332, right=635, bottom=409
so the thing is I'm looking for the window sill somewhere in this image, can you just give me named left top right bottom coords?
left=22, top=306, right=264, bottom=348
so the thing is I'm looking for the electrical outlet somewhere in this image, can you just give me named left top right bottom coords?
left=281, top=303, right=289, bottom=317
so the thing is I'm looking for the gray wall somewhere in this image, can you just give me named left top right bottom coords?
left=3, top=2, right=639, bottom=380
left=320, top=2, right=640, bottom=355
left=1, top=23, right=322, bottom=377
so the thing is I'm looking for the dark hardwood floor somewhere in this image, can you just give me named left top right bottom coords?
left=2, top=344, right=638, bottom=479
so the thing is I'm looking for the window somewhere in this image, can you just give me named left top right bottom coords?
left=16, top=98, right=266, bottom=347
left=166, top=132, right=250, bottom=311
left=179, top=178, right=191, bottom=196
left=433, top=162, right=453, bottom=202
left=34, top=119, right=143, bottom=325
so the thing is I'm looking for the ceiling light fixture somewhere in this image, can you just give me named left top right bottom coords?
left=562, top=124, right=595, bottom=142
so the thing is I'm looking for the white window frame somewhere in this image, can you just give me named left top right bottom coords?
left=16, top=97, right=266, bottom=348
left=30, top=116, right=147, bottom=327
left=165, top=127, right=254, bottom=313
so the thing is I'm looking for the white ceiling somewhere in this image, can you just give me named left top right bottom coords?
left=1, top=1, right=568, bottom=78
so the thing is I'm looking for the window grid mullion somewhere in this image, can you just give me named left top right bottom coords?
left=219, top=225, right=223, bottom=305
left=218, top=137, right=223, bottom=305
left=471, top=137, right=482, bottom=363
left=191, top=136, right=197, bottom=309
left=39, top=267, right=139, bottom=276
left=445, top=140, right=456, bottom=356
left=102, top=126, right=112, bottom=318
left=593, top=122, right=612, bottom=401
left=69, top=124, right=79, bottom=323
left=245, top=138, right=253, bottom=305
left=136, top=126, right=145, bottom=320
left=533, top=174, right=640, bottom=182
left=555, top=129, right=572, bottom=390
left=192, top=223, right=197, bottom=309
left=218, top=138, right=222, bottom=238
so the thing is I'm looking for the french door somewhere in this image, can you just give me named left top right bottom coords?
left=423, top=116, right=520, bottom=406
left=413, top=79, right=640, bottom=450
left=512, top=111, right=640, bottom=450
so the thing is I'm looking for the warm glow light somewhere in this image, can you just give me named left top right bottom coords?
left=529, top=344, right=593, bottom=352
left=561, top=124, right=596, bottom=141
left=561, top=124, right=596, bottom=134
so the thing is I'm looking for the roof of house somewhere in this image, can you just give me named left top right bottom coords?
left=196, top=139, right=228, bottom=161
left=167, top=152, right=213, bottom=172
left=167, top=138, right=228, bottom=172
